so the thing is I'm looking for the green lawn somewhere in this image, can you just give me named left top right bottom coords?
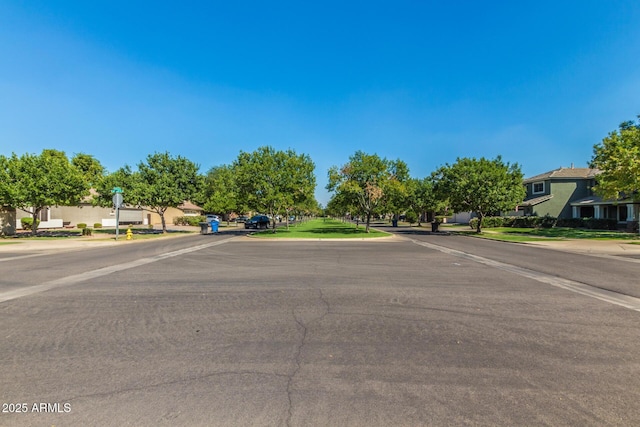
left=253, top=219, right=390, bottom=239
left=4, top=227, right=194, bottom=242
left=447, top=225, right=640, bottom=242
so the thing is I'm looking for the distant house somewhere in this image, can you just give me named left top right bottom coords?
left=147, top=201, right=204, bottom=227
left=519, top=167, right=600, bottom=219
left=14, top=190, right=145, bottom=229
left=519, top=166, right=639, bottom=229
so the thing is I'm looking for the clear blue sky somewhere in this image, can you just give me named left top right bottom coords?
left=2, top=1, right=639, bottom=205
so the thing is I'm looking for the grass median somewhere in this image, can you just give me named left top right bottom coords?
left=252, top=218, right=390, bottom=239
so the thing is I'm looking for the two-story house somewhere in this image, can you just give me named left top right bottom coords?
left=520, top=166, right=639, bottom=230
left=519, top=166, right=600, bottom=219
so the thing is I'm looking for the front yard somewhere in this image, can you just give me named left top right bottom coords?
left=442, top=224, right=640, bottom=243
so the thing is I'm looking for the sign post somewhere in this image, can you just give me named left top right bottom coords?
left=112, top=187, right=123, bottom=240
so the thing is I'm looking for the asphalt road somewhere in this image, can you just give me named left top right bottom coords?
left=1, top=231, right=639, bottom=426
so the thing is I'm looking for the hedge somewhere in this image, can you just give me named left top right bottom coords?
left=469, top=216, right=618, bottom=230
left=20, top=217, right=40, bottom=230
left=173, top=216, right=206, bottom=226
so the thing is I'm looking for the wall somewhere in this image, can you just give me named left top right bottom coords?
left=50, top=204, right=114, bottom=226
left=530, top=179, right=593, bottom=219
left=0, top=207, right=16, bottom=236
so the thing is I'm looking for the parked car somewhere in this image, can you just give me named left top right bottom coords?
left=205, top=215, right=220, bottom=222
left=235, top=215, right=249, bottom=223
left=244, top=215, right=270, bottom=229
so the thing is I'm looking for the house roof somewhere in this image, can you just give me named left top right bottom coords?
left=570, top=195, right=638, bottom=206
left=570, top=195, right=605, bottom=206
left=523, top=167, right=600, bottom=184
left=178, top=201, right=203, bottom=211
left=519, top=194, right=554, bottom=206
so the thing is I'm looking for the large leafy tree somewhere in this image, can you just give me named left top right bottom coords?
left=590, top=118, right=640, bottom=203
left=234, top=146, right=316, bottom=232
left=327, top=151, right=399, bottom=233
left=71, top=153, right=106, bottom=188
left=381, top=159, right=410, bottom=222
left=199, top=164, right=240, bottom=224
left=406, top=176, right=448, bottom=226
left=434, top=156, right=525, bottom=233
left=94, top=152, right=202, bottom=233
left=0, top=149, right=88, bottom=235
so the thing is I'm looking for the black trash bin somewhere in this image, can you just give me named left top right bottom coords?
left=392, top=219, right=398, bottom=227
left=199, top=222, right=209, bottom=235
left=431, top=221, right=439, bottom=232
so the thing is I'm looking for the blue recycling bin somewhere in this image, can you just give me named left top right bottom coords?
left=210, top=220, right=219, bottom=233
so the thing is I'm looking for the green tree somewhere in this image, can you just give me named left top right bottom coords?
left=94, top=152, right=202, bottom=233
left=327, top=151, right=398, bottom=233
left=92, top=165, right=136, bottom=208
left=381, top=159, right=410, bottom=224
left=326, top=191, right=356, bottom=222
left=590, top=118, right=640, bottom=205
left=234, top=146, right=316, bottom=232
left=0, top=149, right=88, bottom=235
left=406, top=176, right=448, bottom=226
left=199, top=164, right=239, bottom=225
left=71, top=153, right=106, bottom=188
left=434, top=156, right=525, bottom=233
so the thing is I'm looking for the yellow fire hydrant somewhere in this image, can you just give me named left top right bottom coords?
left=126, top=227, right=133, bottom=240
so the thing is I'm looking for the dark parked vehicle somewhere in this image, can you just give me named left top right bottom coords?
left=244, top=215, right=270, bottom=229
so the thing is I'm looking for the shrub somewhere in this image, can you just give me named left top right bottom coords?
left=173, top=216, right=205, bottom=226
left=93, top=223, right=102, bottom=229
left=20, top=217, right=40, bottom=230
left=82, top=227, right=92, bottom=236
left=556, top=218, right=584, bottom=228
left=470, top=215, right=558, bottom=229
left=583, top=218, right=618, bottom=230
left=77, top=223, right=87, bottom=229
left=471, top=215, right=621, bottom=231
left=539, top=214, right=557, bottom=228
left=470, top=216, right=506, bottom=229
left=405, top=210, right=418, bottom=224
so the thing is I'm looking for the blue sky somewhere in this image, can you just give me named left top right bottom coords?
left=2, top=1, right=639, bottom=205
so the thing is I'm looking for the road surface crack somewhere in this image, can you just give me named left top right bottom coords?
left=285, top=289, right=330, bottom=427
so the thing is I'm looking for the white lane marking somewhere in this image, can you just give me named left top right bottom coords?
left=412, top=239, right=640, bottom=312
left=0, top=238, right=236, bottom=304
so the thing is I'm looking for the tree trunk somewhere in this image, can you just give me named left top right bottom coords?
left=476, top=214, right=483, bottom=233
left=365, top=213, right=371, bottom=233
left=160, top=214, right=167, bottom=233
left=31, top=209, right=40, bottom=236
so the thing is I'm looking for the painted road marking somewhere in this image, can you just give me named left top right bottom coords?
left=0, top=238, right=236, bottom=303
left=412, top=239, right=640, bottom=312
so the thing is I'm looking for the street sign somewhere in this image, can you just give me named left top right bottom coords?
left=112, top=193, right=123, bottom=208
left=111, top=187, right=123, bottom=193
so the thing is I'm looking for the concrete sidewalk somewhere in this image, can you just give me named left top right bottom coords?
left=0, top=224, right=241, bottom=254
left=524, top=239, right=640, bottom=257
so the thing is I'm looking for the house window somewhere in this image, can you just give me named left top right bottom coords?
left=532, top=182, right=544, bottom=194
left=580, top=206, right=594, bottom=218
